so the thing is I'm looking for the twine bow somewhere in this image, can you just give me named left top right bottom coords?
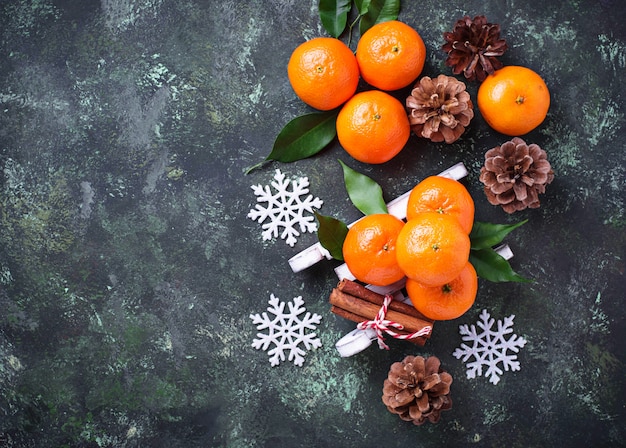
left=357, top=294, right=432, bottom=350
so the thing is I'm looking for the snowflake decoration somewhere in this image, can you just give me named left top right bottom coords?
left=452, top=309, right=527, bottom=385
left=248, top=169, right=323, bottom=247
left=250, top=294, right=322, bottom=366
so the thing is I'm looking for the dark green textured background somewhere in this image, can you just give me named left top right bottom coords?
left=1, top=1, right=625, bottom=447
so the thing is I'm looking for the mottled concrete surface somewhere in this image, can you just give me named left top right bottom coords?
left=0, top=0, right=625, bottom=447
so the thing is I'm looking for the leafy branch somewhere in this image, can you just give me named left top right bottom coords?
left=246, top=1, right=400, bottom=174
left=319, top=0, right=401, bottom=42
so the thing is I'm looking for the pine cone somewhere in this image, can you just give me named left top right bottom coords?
left=479, top=137, right=554, bottom=213
left=442, top=15, right=508, bottom=82
left=406, top=74, right=474, bottom=144
left=382, top=355, right=453, bottom=425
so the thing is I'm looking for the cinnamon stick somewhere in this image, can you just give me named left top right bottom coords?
left=330, top=305, right=369, bottom=325
left=330, top=306, right=426, bottom=346
left=329, top=289, right=432, bottom=335
left=337, top=279, right=434, bottom=324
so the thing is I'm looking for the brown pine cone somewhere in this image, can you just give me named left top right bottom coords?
left=382, top=355, right=453, bottom=425
left=479, top=137, right=554, bottom=213
left=406, top=74, right=474, bottom=144
left=442, top=15, right=508, bottom=82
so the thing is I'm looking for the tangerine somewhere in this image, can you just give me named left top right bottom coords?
left=406, top=176, right=475, bottom=234
left=395, top=212, right=470, bottom=286
left=342, top=213, right=406, bottom=286
left=336, top=90, right=410, bottom=164
left=356, top=20, right=426, bottom=91
left=287, top=37, right=360, bottom=111
left=405, top=262, right=478, bottom=320
left=477, top=65, right=550, bottom=136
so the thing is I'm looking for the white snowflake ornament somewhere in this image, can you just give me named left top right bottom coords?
left=248, top=169, right=323, bottom=247
left=453, top=309, right=527, bottom=385
left=250, top=294, right=322, bottom=366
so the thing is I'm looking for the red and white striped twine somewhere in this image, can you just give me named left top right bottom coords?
left=357, top=294, right=432, bottom=350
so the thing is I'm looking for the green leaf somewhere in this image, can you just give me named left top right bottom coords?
left=354, top=0, right=371, bottom=15
left=358, top=0, right=400, bottom=34
left=319, top=0, right=352, bottom=38
left=315, top=212, right=349, bottom=260
left=339, top=160, right=388, bottom=215
left=470, top=248, right=531, bottom=283
left=470, top=219, right=528, bottom=250
left=267, top=110, right=339, bottom=163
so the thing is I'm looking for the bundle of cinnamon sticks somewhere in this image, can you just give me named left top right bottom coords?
left=328, top=279, right=434, bottom=346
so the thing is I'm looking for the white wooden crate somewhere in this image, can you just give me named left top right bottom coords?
left=288, top=160, right=515, bottom=301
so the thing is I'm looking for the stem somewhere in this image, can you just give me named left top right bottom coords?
left=347, top=14, right=363, bottom=48
left=244, top=159, right=270, bottom=175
